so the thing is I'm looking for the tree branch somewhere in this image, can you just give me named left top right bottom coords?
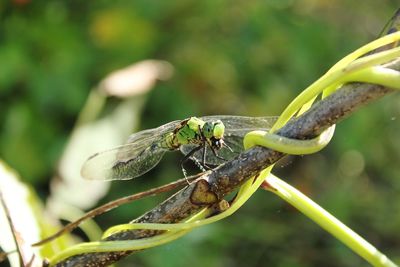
left=54, top=58, right=400, bottom=267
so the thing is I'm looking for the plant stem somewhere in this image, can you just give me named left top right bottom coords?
left=264, top=174, right=398, bottom=267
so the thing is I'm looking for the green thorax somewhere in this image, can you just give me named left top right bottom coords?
left=161, top=117, right=204, bottom=150
left=175, top=117, right=204, bottom=145
left=164, top=117, right=225, bottom=150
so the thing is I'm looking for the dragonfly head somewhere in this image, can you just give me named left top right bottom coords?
left=203, top=120, right=225, bottom=150
left=203, top=120, right=225, bottom=139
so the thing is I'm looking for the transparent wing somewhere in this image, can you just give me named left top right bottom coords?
left=202, top=115, right=278, bottom=132
left=125, top=119, right=182, bottom=144
left=180, top=116, right=278, bottom=165
left=81, top=120, right=183, bottom=181
left=81, top=142, right=168, bottom=181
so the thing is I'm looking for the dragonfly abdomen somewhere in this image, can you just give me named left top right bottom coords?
left=163, top=132, right=181, bottom=150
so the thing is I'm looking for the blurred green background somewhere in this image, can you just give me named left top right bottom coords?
left=1, top=1, right=400, bottom=266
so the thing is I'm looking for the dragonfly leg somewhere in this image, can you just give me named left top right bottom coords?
left=202, top=143, right=206, bottom=166
left=181, top=145, right=203, bottom=183
left=222, top=140, right=234, bottom=153
left=202, top=142, right=211, bottom=169
left=200, top=154, right=214, bottom=171
left=208, top=143, right=227, bottom=162
left=192, top=157, right=208, bottom=172
left=199, top=127, right=213, bottom=170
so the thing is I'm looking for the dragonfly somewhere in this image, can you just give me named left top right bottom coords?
left=81, top=116, right=277, bottom=181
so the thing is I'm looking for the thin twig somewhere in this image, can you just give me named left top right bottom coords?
left=0, top=188, right=25, bottom=266
left=32, top=174, right=201, bottom=246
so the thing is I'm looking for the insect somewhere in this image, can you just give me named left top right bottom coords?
left=81, top=116, right=277, bottom=181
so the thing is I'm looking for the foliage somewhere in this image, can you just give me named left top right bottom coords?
left=0, top=1, right=399, bottom=267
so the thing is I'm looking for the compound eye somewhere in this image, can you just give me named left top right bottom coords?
left=203, top=122, right=214, bottom=138
left=213, top=120, right=225, bottom=139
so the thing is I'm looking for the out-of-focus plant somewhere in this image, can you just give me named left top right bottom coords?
left=1, top=2, right=400, bottom=267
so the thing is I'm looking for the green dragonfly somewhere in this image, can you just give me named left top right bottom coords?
left=81, top=116, right=277, bottom=181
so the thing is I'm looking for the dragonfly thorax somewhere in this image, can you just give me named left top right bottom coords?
left=164, top=117, right=227, bottom=151
left=163, top=117, right=202, bottom=150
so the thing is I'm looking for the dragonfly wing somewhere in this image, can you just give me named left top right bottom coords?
left=112, top=143, right=168, bottom=180
left=81, top=142, right=167, bottom=181
left=126, top=119, right=182, bottom=144
left=81, top=119, right=183, bottom=181
left=201, top=115, right=278, bottom=132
